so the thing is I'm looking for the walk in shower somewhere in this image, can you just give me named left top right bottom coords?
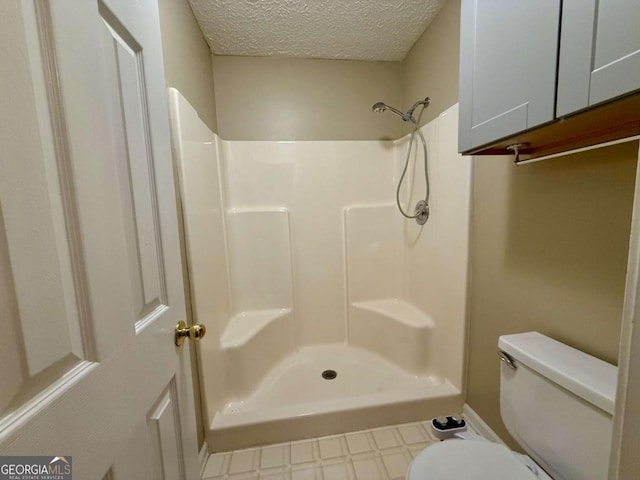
left=168, top=89, right=472, bottom=451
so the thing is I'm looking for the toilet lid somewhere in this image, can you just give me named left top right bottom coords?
left=407, top=441, right=540, bottom=480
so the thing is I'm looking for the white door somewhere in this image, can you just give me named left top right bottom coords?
left=0, top=0, right=200, bottom=478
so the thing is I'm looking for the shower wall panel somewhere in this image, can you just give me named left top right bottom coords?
left=222, top=141, right=397, bottom=345
left=403, top=104, right=472, bottom=389
left=344, top=205, right=405, bottom=303
left=225, top=209, right=294, bottom=313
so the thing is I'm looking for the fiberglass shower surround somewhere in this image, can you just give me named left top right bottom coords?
left=169, top=89, right=472, bottom=451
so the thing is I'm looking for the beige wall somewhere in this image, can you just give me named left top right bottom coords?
left=402, top=0, right=460, bottom=127
left=158, top=0, right=218, bottom=133
left=469, top=143, right=638, bottom=448
left=212, top=55, right=403, bottom=141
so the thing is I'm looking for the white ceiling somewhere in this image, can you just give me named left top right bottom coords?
left=188, top=0, right=446, bottom=62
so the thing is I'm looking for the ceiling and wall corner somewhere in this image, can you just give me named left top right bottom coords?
left=188, top=0, right=446, bottom=62
left=173, top=0, right=456, bottom=142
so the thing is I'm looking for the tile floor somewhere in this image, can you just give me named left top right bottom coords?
left=202, top=420, right=441, bottom=480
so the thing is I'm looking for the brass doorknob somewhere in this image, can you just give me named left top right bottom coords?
left=174, top=320, right=206, bottom=346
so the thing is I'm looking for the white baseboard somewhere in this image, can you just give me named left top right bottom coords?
left=199, top=441, right=210, bottom=477
left=462, top=403, right=506, bottom=445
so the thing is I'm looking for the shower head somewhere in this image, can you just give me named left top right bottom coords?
left=372, top=102, right=388, bottom=113
left=372, top=97, right=429, bottom=123
left=371, top=102, right=406, bottom=120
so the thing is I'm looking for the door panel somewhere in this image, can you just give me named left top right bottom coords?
left=147, top=379, right=184, bottom=480
left=0, top=212, right=23, bottom=415
left=100, top=3, right=169, bottom=325
left=0, top=0, right=90, bottom=430
left=458, top=0, right=560, bottom=152
left=593, top=0, right=640, bottom=70
left=0, top=0, right=199, bottom=478
left=557, top=0, right=640, bottom=116
left=0, top=206, right=86, bottom=421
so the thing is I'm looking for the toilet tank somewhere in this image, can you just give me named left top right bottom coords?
left=498, top=332, right=617, bottom=480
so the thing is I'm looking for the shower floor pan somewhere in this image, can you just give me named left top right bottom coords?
left=209, top=343, right=462, bottom=451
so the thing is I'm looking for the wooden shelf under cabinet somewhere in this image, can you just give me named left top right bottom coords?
left=463, top=93, right=640, bottom=161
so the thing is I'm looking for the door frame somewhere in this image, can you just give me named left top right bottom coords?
left=609, top=141, right=640, bottom=479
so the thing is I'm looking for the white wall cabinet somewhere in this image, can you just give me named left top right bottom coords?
left=459, top=0, right=640, bottom=155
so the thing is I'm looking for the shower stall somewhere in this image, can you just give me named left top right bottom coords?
left=168, top=89, right=472, bottom=451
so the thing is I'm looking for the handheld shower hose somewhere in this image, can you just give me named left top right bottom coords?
left=372, top=98, right=430, bottom=225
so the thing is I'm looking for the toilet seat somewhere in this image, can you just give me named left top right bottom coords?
left=407, top=440, right=542, bottom=479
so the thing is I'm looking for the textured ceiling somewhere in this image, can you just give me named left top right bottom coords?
left=188, top=0, right=446, bottom=62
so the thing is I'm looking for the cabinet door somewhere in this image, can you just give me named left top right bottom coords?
left=458, top=0, right=561, bottom=152
left=557, top=0, right=640, bottom=117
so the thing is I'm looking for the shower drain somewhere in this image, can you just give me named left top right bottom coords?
left=321, top=369, right=337, bottom=380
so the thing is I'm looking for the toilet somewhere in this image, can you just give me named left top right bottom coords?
left=407, top=332, right=617, bottom=479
